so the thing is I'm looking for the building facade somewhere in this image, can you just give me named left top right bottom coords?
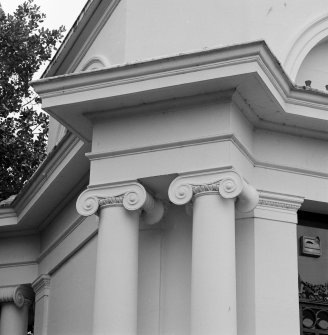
left=1, top=0, right=328, bottom=334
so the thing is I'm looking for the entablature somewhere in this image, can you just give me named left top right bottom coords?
left=32, top=41, right=328, bottom=143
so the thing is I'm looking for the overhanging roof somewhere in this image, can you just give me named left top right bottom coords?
left=32, top=41, right=328, bottom=142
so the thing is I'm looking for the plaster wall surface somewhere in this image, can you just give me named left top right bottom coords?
left=47, top=237, right=97, bottom=335
left=0, top=234, right=39, bottom=265
left=124, top=0, right=328, bottom=69
left=0, top=235, right=39, bottom=286
left=75, top=0, right=127, bottom=71
left=137, top=227, right=162, bottom=335
left=137, top=204, right=192, bottom=335
left=159, top=204, right=191, bottom=335
left=253, top=128, right=328, bottom=175
left=40, top=196, right=82, bottom=252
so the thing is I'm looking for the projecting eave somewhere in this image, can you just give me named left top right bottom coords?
left=0, top=133, right=90, bottom=233
left=32, top=41, right=328, bottom=142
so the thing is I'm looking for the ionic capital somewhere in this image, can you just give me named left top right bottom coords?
left=168, top=169, right=259, bottom=212
left=0, top=285, right=34, bottom=308
left=76, top=182, right=164, bottom=225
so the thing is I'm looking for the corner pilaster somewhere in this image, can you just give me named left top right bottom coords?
left=32, top=275, right=51, bottom=335
left=236, top=190, right=304, bottom=335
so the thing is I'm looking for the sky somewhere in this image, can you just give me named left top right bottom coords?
left=1, top=0, right=89, bottom=78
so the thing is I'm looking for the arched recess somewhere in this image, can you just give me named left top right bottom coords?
left=284, top=13, right=328, bottom=81
left=80, top=55, right=109, bottom=72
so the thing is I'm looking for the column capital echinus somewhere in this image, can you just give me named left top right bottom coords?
left=0, top=285, right=34, bottom=308
left=168, top=169, right=259, bottom=212
left=76, top=182, right=164, bottom=225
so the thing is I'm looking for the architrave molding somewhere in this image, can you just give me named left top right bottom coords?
left=168, top=168, right=259, bottom=213
left=76, top=182, right=164, bottom=225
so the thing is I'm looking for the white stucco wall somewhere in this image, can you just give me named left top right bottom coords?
left=47, top=237, right=97, bottom=335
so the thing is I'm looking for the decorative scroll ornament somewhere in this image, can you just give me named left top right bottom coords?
left=0, top=285, right=34, bottom=308
left=168, top=169, right=258, bottom=212
left=76, top=182, right=164, bottom=225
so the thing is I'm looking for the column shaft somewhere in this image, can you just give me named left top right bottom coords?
left=191, top=193, right=237, bottom=335
left=93, top=205, right=139, bottom=335
left=0, top=302, right=29, bottom=335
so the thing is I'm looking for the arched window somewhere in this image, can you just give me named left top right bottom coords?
left=295, top=38, right=328, bottom=91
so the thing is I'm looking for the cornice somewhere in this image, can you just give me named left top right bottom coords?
left=33, top=41, right=328, bottom=107
left=32, top=42, right=279, bottom=96
left=32, top=41, right=328, bottom=144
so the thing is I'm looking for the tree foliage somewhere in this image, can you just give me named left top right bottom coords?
left=0, top=0, right=65, bottom=201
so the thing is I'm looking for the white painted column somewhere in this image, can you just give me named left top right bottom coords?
left=0, top=285, right=34, bottom=335
left=32, top=274, right=51, bottom=335
left=169, top=169, right=258, bottom=335
left=236, top=191, right=303, bottom=335
left=76, top=182, right=164, bottom=335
